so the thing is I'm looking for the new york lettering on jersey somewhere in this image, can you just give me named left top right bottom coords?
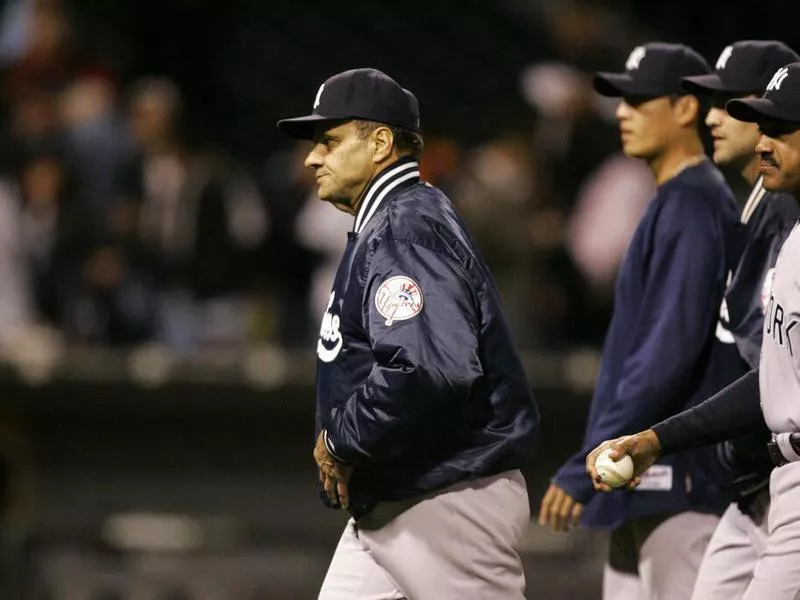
left=760, top=223, right=800, bottom=434
left=763, top=223, right=800, bottom=359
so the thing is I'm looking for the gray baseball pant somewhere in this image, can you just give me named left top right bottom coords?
left=317, top=469, right=530, bottom=600
left=741, top=461, right=800, bottom=600
left=690, top=492, right=769, bottom=600
left=603, top=511, right=720, bottom=600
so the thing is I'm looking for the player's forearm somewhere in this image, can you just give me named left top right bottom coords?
left=651, top=368, right=763, bottom=455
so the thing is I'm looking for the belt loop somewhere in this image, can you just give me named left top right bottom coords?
left=776, top=432, right=800, bottom=463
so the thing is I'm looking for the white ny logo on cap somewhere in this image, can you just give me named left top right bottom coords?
left=626, top=46, right=646, bottom=71
left=716, top=46, right=734, bottom=70
left=313, top=83, right=325, bottom=110
left=767, top=67, right=790, bottom=91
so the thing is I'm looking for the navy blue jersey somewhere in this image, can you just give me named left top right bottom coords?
left=315, top=157, right=540, bottom=519
left=712, top=178, right=800, bottom=504
left=554, top=160, right=741, bottom=529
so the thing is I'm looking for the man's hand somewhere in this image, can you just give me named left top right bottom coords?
left=314, top=431, right=354, bottom=509
left=585, top=430, right=662, bottom=492
left=538, top=483, right=583, bottom=532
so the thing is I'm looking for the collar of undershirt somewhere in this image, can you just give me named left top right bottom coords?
left=741, top=176, right=766, bottom=225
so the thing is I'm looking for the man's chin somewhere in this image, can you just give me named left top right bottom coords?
left=760, top=172, right=785, bottom=192
left=319, top=194, right=354, bottom=214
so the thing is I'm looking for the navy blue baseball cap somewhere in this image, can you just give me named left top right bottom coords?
left=594, top=42, right=710, bottom=97
left=682, top=40, right=799, bottom=95
left=278, top=68, right=421, bottom=140
left=727, top=62, right=800, bottom=123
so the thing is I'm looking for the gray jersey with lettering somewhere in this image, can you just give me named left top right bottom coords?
left=760, top=222, right=800, bottom=433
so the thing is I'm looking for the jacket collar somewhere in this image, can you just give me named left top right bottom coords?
left=353, top=157, right=420, bottom=234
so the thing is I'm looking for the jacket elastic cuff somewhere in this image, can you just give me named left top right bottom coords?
left=323, top=429, right=351, bottom=465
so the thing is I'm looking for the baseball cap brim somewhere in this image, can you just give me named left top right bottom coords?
left=277, top=114, right=345, bottom=140
left=682, top=73, right=757, bottom=96
left=593, top=72, right=673, bottom=97
left=726, top=97, right=800, bottom=123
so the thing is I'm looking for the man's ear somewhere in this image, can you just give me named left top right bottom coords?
left=674, top=94, right=700, bottom=128
left=371, top=126, right=395, bottom=163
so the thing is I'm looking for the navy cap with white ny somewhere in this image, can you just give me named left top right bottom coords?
left=727, top=62, right=800, bottom=123
left=683, top=40, right=799, bottom=96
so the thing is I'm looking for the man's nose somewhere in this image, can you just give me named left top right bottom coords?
left=706, top=107, right=723, bottom=128
left=616, top=100, right=632, bottom=121
left=305, top=144, right=324, bottom=169
left=755, top=134, right=772, bottom=155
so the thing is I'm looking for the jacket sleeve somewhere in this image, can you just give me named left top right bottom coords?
left=322, top=237, right=483, bottom=465
left=555, top=192, right=730, bottom=502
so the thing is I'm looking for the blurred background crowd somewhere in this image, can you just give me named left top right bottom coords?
left=0, top=0, right=687, bottom=356
left=0, top=0, right=791, bottom=598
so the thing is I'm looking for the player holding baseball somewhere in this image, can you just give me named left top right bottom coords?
left=679, top=40, right=800, bottom=600
left=587, top=62, right=800, bottom=600
left=278, top=68, right=540, bottom=600
left=539, top=43, right=741, bottom=599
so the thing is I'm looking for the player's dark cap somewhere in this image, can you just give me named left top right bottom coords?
left=727, top=62, right=800, bottom=123
left=277, top=68, right=421, bottom=140
left=682, top=41, right=799, bottom=96
left=594, top=43, right=710, bottom=98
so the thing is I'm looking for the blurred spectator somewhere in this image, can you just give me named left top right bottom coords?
left=568, top=153, right=654, bottom=291
left=115, top=77, right=267, bottom=350
left=58, top=73, right=132, bottom=237
left=0, top=177, right=32, bottom=343
left=2, top=0, right=78, bottom=106
left=294, top=192, right=352, bottom=332
left=453, top=129, right=540, bottom=344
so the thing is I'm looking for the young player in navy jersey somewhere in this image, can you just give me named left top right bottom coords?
left=587, top=62, right=800, bottom=600
left=539, top=43, right=741, bottom=600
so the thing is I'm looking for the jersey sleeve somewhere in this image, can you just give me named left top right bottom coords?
left=652, top=368, right=764, bottom=453
left=322, top=237, right=483, bottom=465
left=555, top=191, right=731, bottom=501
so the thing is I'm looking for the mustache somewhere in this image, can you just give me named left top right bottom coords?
left=760, top=153, right=779, bottom=168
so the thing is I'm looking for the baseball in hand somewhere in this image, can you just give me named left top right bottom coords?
left=595, top=448, right=634, bottom=488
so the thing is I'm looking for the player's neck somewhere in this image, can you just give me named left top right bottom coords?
left=650, top=141, right=706, bottom=186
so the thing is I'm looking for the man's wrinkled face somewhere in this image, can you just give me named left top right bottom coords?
left=705, top=93, right=761, bottom=169
left=304, top=121, right=375, bottom=213
left=756, top=119, right=800, bottom=195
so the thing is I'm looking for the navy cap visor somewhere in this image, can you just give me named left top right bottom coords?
left=593, top=72, right=675, bottom=97
left=682, top=73, right=759, bottom=96
left=277, top=114, right=348, bottom=140
left=726, top=97, right=800, bottom=123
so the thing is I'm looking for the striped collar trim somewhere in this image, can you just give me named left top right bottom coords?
left=353, top=158, right=420, bottom=234
left=741, top=176, right=766, bottom=225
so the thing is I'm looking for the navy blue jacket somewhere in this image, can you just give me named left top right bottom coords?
left=712, top=179, right=800, bottom=503
left=554, top=161, right=740, bottom=529
left=315, top=157, right=540, bottom=519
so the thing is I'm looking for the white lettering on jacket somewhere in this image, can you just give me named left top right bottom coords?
left=317, top=291, right=343, bottom=363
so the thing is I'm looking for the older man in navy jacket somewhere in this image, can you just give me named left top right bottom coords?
left=279, top=68, right=540, bottom=600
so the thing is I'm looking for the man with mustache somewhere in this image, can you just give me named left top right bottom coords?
left=586, top=62, right=800, bottom=599
left=680, top=40, right=800, bottom=600
left=539, top=42, right=740, bottom=599
left=278, top=68, right=540, bottom=599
